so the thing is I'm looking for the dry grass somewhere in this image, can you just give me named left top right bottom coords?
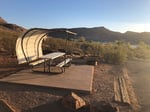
left=0, top=55, right=28, bottom=79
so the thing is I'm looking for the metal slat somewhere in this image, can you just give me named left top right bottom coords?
left=41, top=52, right=65, bottom=60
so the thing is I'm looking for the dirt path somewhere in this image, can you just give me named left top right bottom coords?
left=125, top=60, right=150, bottom=112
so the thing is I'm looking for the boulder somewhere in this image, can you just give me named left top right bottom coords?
left=61, top=92, right=86, bottom=111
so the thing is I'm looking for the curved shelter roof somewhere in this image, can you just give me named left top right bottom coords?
left=16, top=28, right=77, bottom=64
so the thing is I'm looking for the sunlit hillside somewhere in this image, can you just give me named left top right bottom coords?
left=0, top=17, right=25, bottom=37
left=0, top=17, right=26, bottom=54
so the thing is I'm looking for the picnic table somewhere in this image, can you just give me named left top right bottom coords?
left=16, top=28, right=76, bottom=73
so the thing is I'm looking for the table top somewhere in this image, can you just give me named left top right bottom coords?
left=40, top=52, right=65, bottom=60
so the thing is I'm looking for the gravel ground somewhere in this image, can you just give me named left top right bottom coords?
left=83, top=64, right=114, bottom=104
left=0, top=63, right=137, bottom=112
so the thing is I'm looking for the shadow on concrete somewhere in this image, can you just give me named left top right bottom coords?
left=0, top=82, right=71, bottom=96
left=22, top=100, right=65, bottom=112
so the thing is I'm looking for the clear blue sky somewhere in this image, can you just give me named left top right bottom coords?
left=0, top=0, right=150, bottom=32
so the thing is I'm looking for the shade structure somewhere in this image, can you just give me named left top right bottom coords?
left=16, top=28, right=77, bottom=64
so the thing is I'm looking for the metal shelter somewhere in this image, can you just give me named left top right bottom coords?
left=16, top=28, right=77, bottom=65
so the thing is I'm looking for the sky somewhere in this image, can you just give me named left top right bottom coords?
left=0, top=0, right=150, bottom=33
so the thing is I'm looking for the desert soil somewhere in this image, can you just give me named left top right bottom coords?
left=125, top=60, right=150, bottom=112
left=0, top=61, right=139, bottom=112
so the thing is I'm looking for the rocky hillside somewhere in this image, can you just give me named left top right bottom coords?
left=70, top=27, right=150, bottom=44
left=0, top=17, right=150, bottom=44
left=0, top=17, right=26, bottom=54
left=47, top=27, right=150, bottom=44
left=70, top=27, right=122, bottom=42
left=0, top=17, right=7, bottom=23
left=0, top=17, right=26, bottom=39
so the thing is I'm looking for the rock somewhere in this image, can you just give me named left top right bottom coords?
left=61, top=92, right=86, bottom=111
left=101, top=69, right=104, bottom=71
left=93, top=101, right=118, bottom=112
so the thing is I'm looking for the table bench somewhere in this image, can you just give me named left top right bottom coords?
left=56, top=58, right=72, bottom=72
left=16, top=28, right=76, bottom=74
left=29, top=52, right=72, bottom=73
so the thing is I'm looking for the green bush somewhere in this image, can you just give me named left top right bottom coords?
left=101, top=42, right=128, bottom=64
left=133, top=41, right=150, bottom=59
left=3, top=31, right=150, bottom=65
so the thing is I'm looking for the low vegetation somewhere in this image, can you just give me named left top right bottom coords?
left=0, top=29, right=20, bottom=65
left=43, top=37, right=150, bottom=64
left=0, top=27, right=21, bottom=54
left=1, top=32, right=150, bottom=65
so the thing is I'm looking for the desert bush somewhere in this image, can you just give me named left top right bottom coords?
left=0, top=29, right=20, bottom=55
left=133, top=41, right=150, bottom=59
left=0, top=37, right=17, bottom=55
left=100, top=42, right=128, bottom=64
left=75, top=40, right=128, bottom=64
left=12, top=33, right=150, bottom=65
left=43, top=37, right=76, bottom=54
left=0, top=56, right=18, bottom=66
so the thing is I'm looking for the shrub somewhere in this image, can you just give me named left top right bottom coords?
left=101, top=42, right=128, bottom=64
left=133, top=41, right=150, bottom=59
left=0, top=37, right=17, bottom=55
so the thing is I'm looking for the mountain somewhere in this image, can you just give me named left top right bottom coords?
left=0, top=17, right=26, bottom=53
left=47, top=27, right=150, bottom=44
left=0, top=17, right=7, bottom=24
left=1, top=17, right=150, bottom=44
left=70, top=27, right=122, bottom=42
left=122, top=31, right=150, bottom=44
left=0, top=17, right=25, bottom=33
left=69, top=27, right=150, bottom=44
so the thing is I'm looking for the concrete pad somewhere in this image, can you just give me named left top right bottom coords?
left=0, top=65, right=94, bottom=94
